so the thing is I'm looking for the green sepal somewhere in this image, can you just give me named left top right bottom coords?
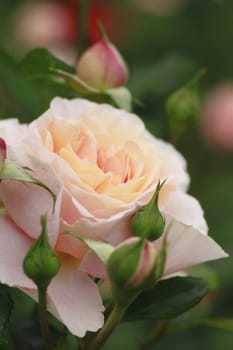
left=105, top=87, right=132, bottom=112
left=23, top=217, right=60, bottom=288
left=49, top=68, right=100, bottom=94
left=108, top=240, right=144, bottom=287
left=65, top=231, right=114, bottom=265
left=50, top=69, right=132, bottom=112
left=0, top=159, right=56, bottom=209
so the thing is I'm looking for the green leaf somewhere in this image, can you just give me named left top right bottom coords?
left=0, top=284, right=13, bottom=346
left=19, top=48, right=74, bottom=79
left=188, top=264, right=219, bottom=291
left=0, top=159, right=56, bottom=209
left=125, top=276, right=209, bottom=322
left=106, top=87, right=132, bottom=112
left=50, top=68, right=100, bottom=94
left=169, top=318, right=233, bottom=333
left=128, top=55, right=197, bottom=98
left=65, top=232, right=114, bottom=265
left=201, top=319, right=233, bottom=331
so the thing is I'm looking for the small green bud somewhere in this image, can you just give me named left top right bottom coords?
left=107, top=238, right=157, bottom=305
left=166, top=69, right=205, bottom=141
left=23, top=217, right=60, bottom=288
left=131, top=181, right=165, bottom=241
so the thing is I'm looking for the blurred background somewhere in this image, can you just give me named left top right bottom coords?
left=0, top=0, right=233, bottom=349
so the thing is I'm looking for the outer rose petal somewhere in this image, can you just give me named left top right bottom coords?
left=0, top=119, right=28, bottom=145
left=80, top=253, right=108, bottom=279
left=30, top=97, right=97, bottom=131
left=47, top=262, right=104, bottom=337
left=154, top=215, right=228, bottom=276
left=0, top=155, right=62, bottom=246
left=145, top=131, right=190, bottom=191
left=162, top=191, right=208, bottom=234
left=0, top=214, right=34, bottom=288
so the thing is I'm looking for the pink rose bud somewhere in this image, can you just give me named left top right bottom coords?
left=200, top=84, right=233, bottom=152
left=0, top=138, right=6, bottom=169
left=76, top=36, right=128, bottom=90
left=107, top=238, right=156, bottom=304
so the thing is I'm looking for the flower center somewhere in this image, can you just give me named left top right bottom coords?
left=40, top=118, right=161, bottom=203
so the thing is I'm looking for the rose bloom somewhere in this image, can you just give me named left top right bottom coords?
left=0, top=98, right=227, bottom=336
left=200, top=84, right=233, bottom=152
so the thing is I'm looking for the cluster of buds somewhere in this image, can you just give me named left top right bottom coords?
left=107, top=182, right=166, bottom=305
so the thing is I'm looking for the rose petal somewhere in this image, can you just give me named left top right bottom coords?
left=145, top=131, right=190, bottom=191
left=162, top=191, right=208, bottom=234
left=79, top=253, right=108, bottom=279
left=0, top=119, right=28, bottom=145
left=0, top=155, right=62, bottom=246
left=47, top=261, right=104, bottom=337
left=0, top=214, right=34, bottom=288
left=154, top=215, right=228, bottom=276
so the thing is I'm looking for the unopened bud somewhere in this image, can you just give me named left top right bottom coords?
left=23, top=216, right=60, bottom=288
left=108, top=238, right=156, bottom=295
left=76, top=36, right=128, bottom=90
left=131, top=181, right=165, bottom=241
left=166, top=69, right=205, bottom=140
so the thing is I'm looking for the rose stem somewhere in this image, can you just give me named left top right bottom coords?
left=77, top=0, right=90, bottom=54
left=38, top=284, right=54, bottom=350
left=139, top=320, right=170, bottom=350
left=88, top=303, right=126, bottom=350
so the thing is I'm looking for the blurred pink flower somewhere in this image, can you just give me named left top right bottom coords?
left=13, top=0, right=127, bottom=64
left=200, top=84, right=233, bottom=152
left=15, top=1, right=70, bottom=47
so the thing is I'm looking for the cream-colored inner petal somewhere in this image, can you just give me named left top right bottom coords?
left=39, top=113, right=164, bottom=204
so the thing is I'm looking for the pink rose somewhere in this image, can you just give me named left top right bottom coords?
left=0, top=98, right=227, bottom=336
left=200, top=84, right=233, bottom=152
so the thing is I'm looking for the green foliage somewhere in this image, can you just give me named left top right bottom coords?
left=19, top=48, right=74, bottom=77
left=0, top=285, right=13, bottom=348
left=125, top=277, right=209, bottom=322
